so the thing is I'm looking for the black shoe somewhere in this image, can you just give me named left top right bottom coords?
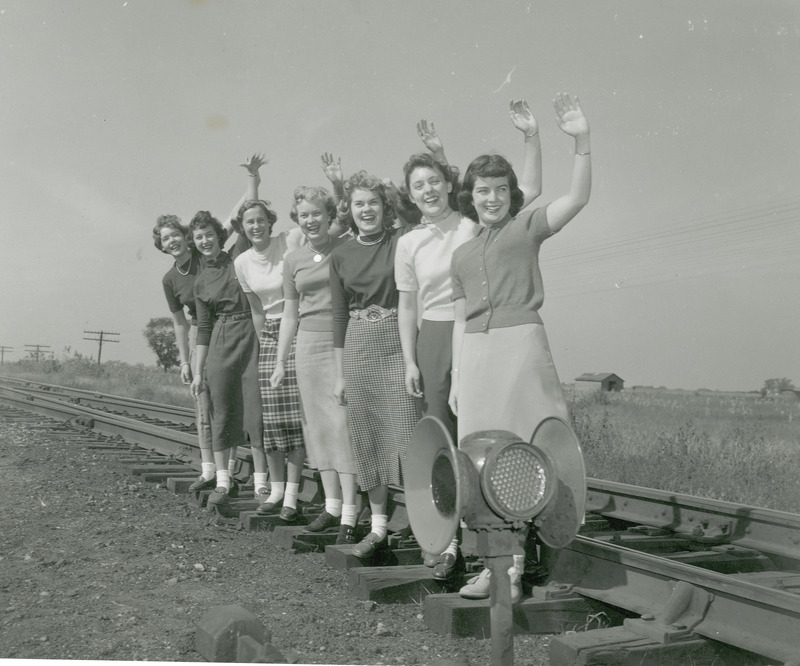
left=432, top=551, right=465, bottom=581
left=188, top=476, right=216, bottom=492
left=336, top=524, right=355, bottom=545
left=207, top=486, right=229, bottom=506
left=228, top=479, right=240, bottom=498
left=352, top=532, right=387, bottom=559
left=278, top=506, right=298, bottom=523
left=304, top=510, right=340, bottom=533
left=256, top=500, right=280, bottom=515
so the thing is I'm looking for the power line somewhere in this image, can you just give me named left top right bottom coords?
left=24, top=344, right=51, bottom=362
left=83, top=330, right=119, bottom=365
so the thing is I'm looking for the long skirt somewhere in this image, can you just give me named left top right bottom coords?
left=416, top=319, right=457, bottom=441
left=343, top=315, right=420, bottom=491
left=205, top=318, right=263, bottom=452
left=258, top=318, right=305, bottom=453
left=189, top=324, right=213, bottom=451
left=295, top=328, right=356, bottom=474
left=457, top=323, right=568, bottom=445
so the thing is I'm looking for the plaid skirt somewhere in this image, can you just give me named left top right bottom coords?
left=258, top=318, right=305, bottom=453
left=457, top=323, right=568, bottom=445
left=295, top=328, right=356, bottom=474
left=343, top=315, right=420, bottom=491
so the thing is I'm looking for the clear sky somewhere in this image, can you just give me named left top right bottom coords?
left=1, top=0, right=798, bottom=392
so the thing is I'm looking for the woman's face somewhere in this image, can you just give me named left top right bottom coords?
left=350, top=187, right=384, bottom=237
left=241, top=206, right=270, bottom=245
left=192, top=225, right=221, bottom=259
left=160, top=226, right=189, bottom=259
left=472, top=176, right=511, bottom=226
left=295, top=199, right=331, bottom=244
left=408, top=166, right=452, bottom=219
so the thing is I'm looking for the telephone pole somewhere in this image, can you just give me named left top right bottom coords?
left=24, top=344, right=51, bottom=362
left=0, top=346, right=12, bottom=364
left=83, top=330, right=119, bottom=365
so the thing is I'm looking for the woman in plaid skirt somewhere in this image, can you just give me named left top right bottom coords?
left=329, top=171, right=422, bottom=559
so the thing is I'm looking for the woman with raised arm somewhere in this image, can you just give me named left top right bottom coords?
left=153, top=154, right=264, bottom=493
left=269, top=180, right=358, bottom=544
left=329, top=172, right=421, bottom=558
left=190, top=211, right=263, bottom=508
left=449, top=93, right=591, bottom=603
left=394, top=101, right=542, bottom=580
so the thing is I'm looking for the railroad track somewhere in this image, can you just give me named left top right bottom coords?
left=1, top=375, right=797, bottom=664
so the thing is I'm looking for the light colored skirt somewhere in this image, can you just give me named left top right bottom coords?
left=343, top=315, right=420, bottom=491
left=457, top=323, right=568, bottom=445
left=295, top=328, right=356, bottom=474
left=258, top=318, right=304, bottom=453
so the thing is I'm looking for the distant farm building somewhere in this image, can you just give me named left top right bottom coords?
left=575, top=373, right=624, bottom=392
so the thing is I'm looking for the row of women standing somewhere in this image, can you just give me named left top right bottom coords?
left=153, top=93, right=592, bottom=599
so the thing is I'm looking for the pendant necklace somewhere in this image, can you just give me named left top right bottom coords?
left=308, top=238, right=332, bottom=263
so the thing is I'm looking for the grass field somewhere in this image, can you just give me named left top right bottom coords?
left=4, top=357, right=798, bottom=513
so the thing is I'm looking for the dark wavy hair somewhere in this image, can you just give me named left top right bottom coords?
left=457, top=154, right=525, bottom=223
left=188, top=210, right=228, bottom=247
left=289, top=186, right=337, bottom=224
left=152, top=214, right=187, bottom=253
left=232, top=199, right=278, bottom=236
left=339, top=171, right=397, bottom=235
left=402, top=153, right=460, bottom=214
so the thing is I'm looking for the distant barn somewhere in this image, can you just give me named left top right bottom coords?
left=575, top=373, right=624, bottom=392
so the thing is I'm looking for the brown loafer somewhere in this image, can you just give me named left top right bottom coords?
left=352, top=532, right=387, bottom=559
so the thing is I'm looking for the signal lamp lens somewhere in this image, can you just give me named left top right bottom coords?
left=431, top=452, right=457, bottom=517
left=482, top=442, right=552, bottom=520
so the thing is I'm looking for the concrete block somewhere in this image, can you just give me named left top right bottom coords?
left=195, top=604, right=270, bottom=662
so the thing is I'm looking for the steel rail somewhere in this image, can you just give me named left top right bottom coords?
left=0, top=374, right=197, bottom=426
left=586, top=478, right=800, bottom=563
left=550, top=535, right=800, bottom=662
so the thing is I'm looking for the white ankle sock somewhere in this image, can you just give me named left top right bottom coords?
left=340, top=504, right=358, bottom=527
left=325, top=498, right=343, bottom=517
left=371, top=514, right=388, bottom=541
left=253, top=473, right=268, bottom=494
left=216, top=470, right=231, bottom=490
left=284, top=482, right=300, bottom=509
left=443, top=537, right=459, bottom=558
left=267, top=482, right=285, bottom=504
left=201, top=462, right=216, bottom=481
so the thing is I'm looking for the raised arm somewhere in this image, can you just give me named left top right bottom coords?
left=416, top=119, right=448, bottom=165
left=545, top=93, right=591, bottom=234
left=509, top=99, right=542, bottom=208
left=222, top=154, right=267, bottom=232
left=321, top=153, right=348, bottom=238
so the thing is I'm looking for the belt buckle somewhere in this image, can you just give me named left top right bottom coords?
left=366, top=307, right=381, bottom=321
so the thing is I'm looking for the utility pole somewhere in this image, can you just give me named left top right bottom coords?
left=83, top=330, right=120, bottom=365
left=0, top=346, right=12, bottom=364
left=24, top=344, right=51, bottom=362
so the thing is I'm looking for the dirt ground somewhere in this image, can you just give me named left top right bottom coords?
left=0, top=414, right=552, bottom=665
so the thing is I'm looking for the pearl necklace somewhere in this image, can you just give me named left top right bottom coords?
left=308, top=238, right=332, bottom=263
left=175, top=255, right=192, bottom=276
left=356, top=232, right=386, bottom=247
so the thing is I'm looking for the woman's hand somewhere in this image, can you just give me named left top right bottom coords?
left=270, top=364, right=285, bottom=388
left=553, top=93, right=589, bottom=138
left=404, top=363, right=423, bottom=399
left=416, top=119, right=444, bottom=157
left=333, top=375, right=347, bottom=406
left=180, top=363, right=193, bottom=385
left=509, top=99, right=539, bottom=137
left=447, top=372, right=459, bottom=416
left=190, top=375, right=206, bottom=399
left=320, top=152, right=343, bottom=184
left=240, top=153, right=267, bottom=179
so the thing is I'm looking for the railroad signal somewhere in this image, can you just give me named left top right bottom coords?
left=405, top=415, right=586, bottom=666
left=83, top=330, right=119, bottom=365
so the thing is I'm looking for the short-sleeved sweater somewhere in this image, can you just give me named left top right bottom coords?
left=193, top=252, right=251, bottom=346
left=394, top=210, right=477, bottom=321
left=162, top=253, right=202, bottom=325
left=233, top=232, right=291, bottom=319
left=283, top=235, right=345, bottom=333
left=450, top=207, right=553, bottom=333
left=329, top=231, right=402, bottom=348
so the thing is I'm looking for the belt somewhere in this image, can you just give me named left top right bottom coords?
left=349, top=305, right=397, bottom=322
left=218, top=311, right=250, bottom=323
